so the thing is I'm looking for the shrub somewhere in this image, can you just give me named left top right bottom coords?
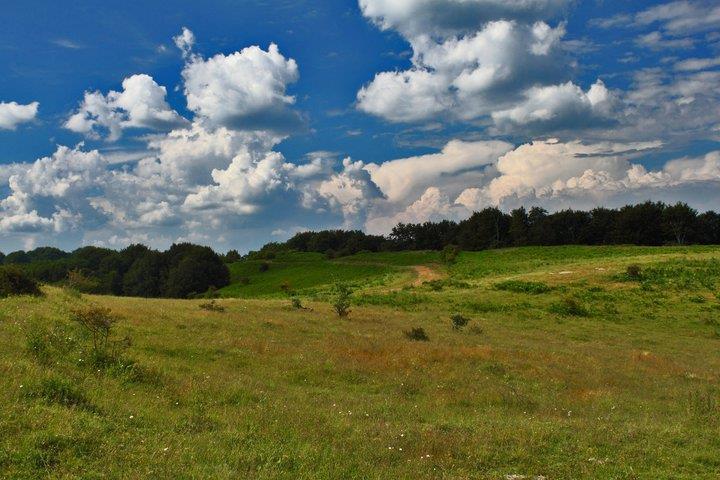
left=451, top=314, right=470, bottom=330
left=494, top=280, right=552, bottom=295
left=65, top=269, right=99, bottom=293
left=550, top=297, right=590, bottom=317
left=404, top=327, right=430, bottom=342
left=332, top=283, right=352, bottom=317
left=70, top=305, right=129, bottom=362
left=259, top=262, right=270, bottom=273
left=440, top=245, right=461, bottom=264
left=0, top=266, right=42, bottom=298
left=199, top=300, right=225, bottom=312
left=626, top=264, right=643, bottom=280
left=291, top=296, right=303, bottom=310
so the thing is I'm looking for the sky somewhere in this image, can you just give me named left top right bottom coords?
left=0, top=0, right=719, bottom=253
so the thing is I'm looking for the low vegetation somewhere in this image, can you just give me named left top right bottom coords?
left=1, top=245, right=719, bottom=478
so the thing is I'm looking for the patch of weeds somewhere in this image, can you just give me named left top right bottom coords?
left=237, top=276, right=251, bottom=285
left=176, top=407, right=220, bottom=434
left=451, top=314, right=470, bottom=330
left=638, top=259, right=720, bottom=291
left=404, top=327, right=430, bottom=342
left=199, top=300, right=225, bottom=312
left=687, top=388, right=718, bottom=417
left=494, top=280, right=552, bottom=295
left=397, top=380, right=422, bottom=398
left=626, top=264, right=643, bottom=280
left=25, top=325, right=53, bottom=365
left=549, top=297, right=590, bottom=317
left=460, top=300, right=527, bottom=314
left=26, top=433, right=96, bottom=471
left=23, top=376, right=96, bottom=412
left=258, top=262, right=270, bottom=273
left=104, top=356, right=162, bottom=385
left=424, top=280, right=445, bottom=291
left=688, top=295, right=707, bottom=304
left=481, top=361, right=506, bottom=376
left=424, top=279, right=472, bottom=291
left=290, top=296, right=311, bottom=311
left=356, top=291, right=431, bottom=310
left=469, top=324, right=484, bottom=336
left=25, top=321, right=78, bottom=365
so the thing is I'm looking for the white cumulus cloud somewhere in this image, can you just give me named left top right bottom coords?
left=65, top=74, right=187, bottom=141
left=0, top=101, right=39, bottom=130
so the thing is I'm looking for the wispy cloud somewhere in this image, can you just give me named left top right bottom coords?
left=51, top=38, right=84, bottom=50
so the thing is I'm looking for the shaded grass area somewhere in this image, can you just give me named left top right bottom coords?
left=1, top=245, right=720, bottom=478
left=220, top=251, right=394, bottom=298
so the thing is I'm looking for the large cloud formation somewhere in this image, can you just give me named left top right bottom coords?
left=356, top=0, right=614, bottom=131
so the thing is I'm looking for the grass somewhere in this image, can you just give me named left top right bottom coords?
left=1, top=245, right=720, bottom=478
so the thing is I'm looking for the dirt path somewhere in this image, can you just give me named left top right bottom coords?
left=411, top=265, right=445, bottom=286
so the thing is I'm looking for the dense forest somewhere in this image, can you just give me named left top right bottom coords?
left=249, top=201, right=720, bottom=258
left=0, top=243, right=229, bottom=299
left=2, top=201, right=719, bottom=298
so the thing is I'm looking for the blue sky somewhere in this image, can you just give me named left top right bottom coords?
left=1, top=0, right=719, bottom=252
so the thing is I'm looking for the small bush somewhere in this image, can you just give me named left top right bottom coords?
left=626, top=264, right=643, bottom=280
left=440, top=245, right=461, bottom=265
left=291, top=296, right=304, bottom=310
left=495, top=280, right=552, bottom=295
left=259, top=262, right=270, bottom=273
left=199, top=300, right=225, bottom=312
left=65, top=269, right=99, bottom=293
left=404, top=327, right=430, bottom=342
left=549, top=297, right=590, bottom=317
left=70, top=305, right=129, bottom=361
left=451, top=314, right=470, bottom=330
left=71, top=306, right=117, bottom=350
left=332, top=283, right=352, bottom=317
left=0, top=266, right=42, bottom=298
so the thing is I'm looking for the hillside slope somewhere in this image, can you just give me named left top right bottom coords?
left=1, top=245, right=719, bottom=479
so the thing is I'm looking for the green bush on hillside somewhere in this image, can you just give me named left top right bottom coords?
left=0, top=266, right=42, bottom=298
left=332, top=283, right=352, bottom=317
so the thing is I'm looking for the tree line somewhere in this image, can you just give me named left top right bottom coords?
left=248, top=201, right=720, bottom=258
left=3, top=201, right=718, bottom=297
left=0, top=243, right=229, bottom=299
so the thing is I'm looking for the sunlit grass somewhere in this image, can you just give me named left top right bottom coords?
left=1, top=245, right=719, bottom=478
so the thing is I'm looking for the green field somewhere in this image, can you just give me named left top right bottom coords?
left=2, top=246, right=720, bottom=479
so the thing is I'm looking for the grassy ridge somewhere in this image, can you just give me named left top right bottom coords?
left=1, top=245, right=720, bottom=479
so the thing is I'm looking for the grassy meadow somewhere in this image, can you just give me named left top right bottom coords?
left=1, top=245, right=720, bottom=479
